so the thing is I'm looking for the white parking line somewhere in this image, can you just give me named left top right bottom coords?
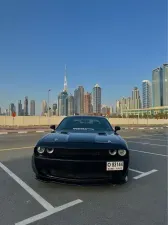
left=0, top=162, right=54, bottom=211
left=0, top=146, right=34, bottom=152
left=129, top=168, right=143, bottom=174
left=128, top=141, right=166, bottom=147
left=18, top=131, right=28, bottom=134
left=133, top=169, right=158, bottom=180
left=129, top=148, right=168, bottom=157
left=139, top=137, right=166, bottom=142
left=15, top=199, right=83, bottom=225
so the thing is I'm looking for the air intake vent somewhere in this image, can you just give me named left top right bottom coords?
left=60, top=131, right=68, bottom=134
left=98, top=132, right=107, bottom=135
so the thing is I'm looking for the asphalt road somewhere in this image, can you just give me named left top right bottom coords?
left=0, top=129, right=167, bottom=225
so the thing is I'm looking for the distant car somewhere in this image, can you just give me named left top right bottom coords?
left=32, top=116, right=129, bottom=184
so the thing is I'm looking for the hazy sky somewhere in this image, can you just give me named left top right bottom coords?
left=0, top=0, right=167, bottom=114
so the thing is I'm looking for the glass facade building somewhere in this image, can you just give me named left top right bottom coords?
left=142, top=80, right=152, bottom=108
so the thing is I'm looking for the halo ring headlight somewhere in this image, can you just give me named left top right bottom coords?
left=47, top=148, right=54, bottom=154
left=109, top=150, right=117, bottom=155
left=37, top=147, right=45, bottom=154
left=118, top=149, right=127, bottom=156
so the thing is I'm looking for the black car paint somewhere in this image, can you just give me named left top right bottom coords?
left=32, top=117, right=129, bottom=184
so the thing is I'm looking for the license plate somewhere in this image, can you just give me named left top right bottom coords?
left=106, top=161, right=124, bottom=171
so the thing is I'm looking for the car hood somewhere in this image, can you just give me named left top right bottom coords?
left=36, top=131, right=127, bottom=148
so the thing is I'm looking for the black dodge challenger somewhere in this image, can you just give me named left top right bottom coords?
left=32, top=116, right=129, bottom=184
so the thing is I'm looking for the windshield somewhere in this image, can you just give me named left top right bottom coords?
left=56, top=116, right=113, bottom=131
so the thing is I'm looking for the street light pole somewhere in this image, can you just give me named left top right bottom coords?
left=48, top=89, right=51, bottom=123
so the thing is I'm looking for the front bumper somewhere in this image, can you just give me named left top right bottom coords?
left=32, top=155, right=129, bottom=184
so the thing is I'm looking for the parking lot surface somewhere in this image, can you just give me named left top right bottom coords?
left=0, top=129, right=167, bottom=225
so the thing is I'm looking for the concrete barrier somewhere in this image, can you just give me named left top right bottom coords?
left=0, top=116, right=167, bottom=126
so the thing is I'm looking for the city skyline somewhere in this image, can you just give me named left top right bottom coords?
left=1, top=62, right=167, bottom=116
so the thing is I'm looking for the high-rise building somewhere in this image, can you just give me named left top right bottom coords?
left=42, top=100, right=47, bottom=115
left=152, top=67, right=163, bottom=107
left=142, top=80, right=152, bottom=108
left=74, top=86, right=84, bottom=115
left=131, top=87, right=141, bottom=109
left=101, top=105, right=110, bottom=116
left=52, top=103, right=57, bottom=115
left=68, top=95, right=74, bottom=116
left=126, top=97, right=132, bottom=109
left=84, top=92, right=92, bottom=114
left=92, top=84, right=101, bottom=114
left=24, top=96, right=28, bottom=116
left=162, top=63, right=168, bottom=106
left=120, top=97, right=127, bottom=114
left=58, top=91, right=68, bottom=116
left=18, top=100, right=22, bottom=116
left=30, top=100, right=35, bottom=116
left=116, top=100, right=121, bottom=114
left=9, top=103, right=15, bottom=116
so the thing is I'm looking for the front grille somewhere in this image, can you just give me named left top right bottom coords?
left=50, top=148, right=116, bottom=160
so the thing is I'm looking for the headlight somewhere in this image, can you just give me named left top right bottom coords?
left=46, top=148, right=54, bottom=154
left=109, top=150, right=117, bottom=155
left=118, top=149, right=127, bottom=156
left=37, top=147, right=45, bottom=154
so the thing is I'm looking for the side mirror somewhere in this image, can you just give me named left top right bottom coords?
left=115, top=126, right=121, bottom=132
left=50, top=125, right=55, bottom=130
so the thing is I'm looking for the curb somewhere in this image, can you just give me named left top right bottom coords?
left=0, top=127, right=166, bottom=135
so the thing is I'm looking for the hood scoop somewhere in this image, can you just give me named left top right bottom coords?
left=98, top=132, right=107, bottom=136
left=60, top=131, right=69, bottom=134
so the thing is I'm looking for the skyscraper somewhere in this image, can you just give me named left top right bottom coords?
left=42, top=100, right=47, bottom=115
left=74, top=86, right=84, bottom=115
left=162, top=63, right=168, bottom=106
left=24, top=96, right=28, bottom=116
left=58, top=67, right=69, bottom=116
left=131, top=87, right=141, bottom=109
left=152, top=67, right=163, bottom=107
left=18, top=100, right=22, bottom=116
left=126, top=97, right=132, bottom=110
left=92, top=84, right=101, bottom=114
left=52, top=103, right=57, bottom=115
left=30, top=100, right=35, bottom=116
left=74, top=88, right=78, bottom=115
left=9, top=103, right=15, bottom=116
left=58, top=91, right=68, bottom=116
left=142, top=80, right=152, bottom=108
left=64, top=64, right=68, bottom=92
left=68, top=95, right=74, bottom=116
left=84, top=92, right=92, bottom=114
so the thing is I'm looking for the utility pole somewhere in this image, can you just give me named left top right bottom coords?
left=48, top=89, right=51, bottom=124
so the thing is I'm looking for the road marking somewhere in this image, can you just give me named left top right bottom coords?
left=129, top=148, right=168, bottom=157
left=0, top=146, right=34, bottom=152
left=129, top=168, right=143, bottom=174
left=128, top=140, right=166, bottom=147
left=18, top=131, right=28, bottom=134
left=36, top=130, right=45, bottom=133
left=0, top=132, right=8, bottom=135
left=139, top=137, right=166, bottom=142
left=133, top=169, right=158, bottom=180
left=0, top=162, right=54, bottom=211
left=15, top=199, right=83, bottom=225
